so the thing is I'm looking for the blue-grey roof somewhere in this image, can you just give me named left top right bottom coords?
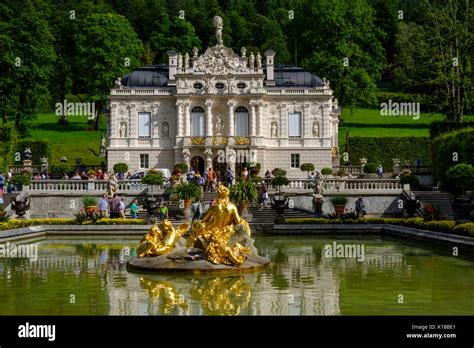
left=274, top=66, right=325, bottom=87
left=120, top=64, right=323, bottom=88
left=121, top=65, right=169, bottom=87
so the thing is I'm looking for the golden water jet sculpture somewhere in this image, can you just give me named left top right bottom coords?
left=137, top=184, right=253, bottom=266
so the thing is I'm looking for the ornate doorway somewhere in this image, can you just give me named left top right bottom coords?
left=191, top=156, right=205, bottom=175
left=212, top=156, right=227, bottom=183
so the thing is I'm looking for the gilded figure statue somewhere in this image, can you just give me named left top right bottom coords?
left=138, top=219, right=189, bottom=257
left=186, top=184, right=251, bottom=266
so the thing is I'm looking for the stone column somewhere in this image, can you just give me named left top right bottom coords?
left=249, top=101, right=257, bottom=136
left=184, top=101, right=191, bottom=137
left=205, top=99, right=213, bottom=137
left=227, top=100, right=235, bottom=137
left=151, top=103, right=160, bottom=139
left=204, top=148, right=213, bottom=171
left=176, top=101, right=183, bottom=137
left=257, top=101, right=263, bottom=137
left=127, top=104, right=136, bottom=147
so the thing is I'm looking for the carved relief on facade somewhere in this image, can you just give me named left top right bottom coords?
left=162, top=122, right=169, bottom=138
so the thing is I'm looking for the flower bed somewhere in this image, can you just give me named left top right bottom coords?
left=0, top=218, right=147, bottom=231
left=283, top=217, right=472, bottom=236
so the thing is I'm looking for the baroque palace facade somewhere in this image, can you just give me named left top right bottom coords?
left=107, top=16, right=340, bottom=178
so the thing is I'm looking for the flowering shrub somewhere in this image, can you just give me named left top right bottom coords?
left=422, top=204, right=443, bottom=221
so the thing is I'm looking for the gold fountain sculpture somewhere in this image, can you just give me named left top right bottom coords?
left=137, top=184, right=251, bottom=266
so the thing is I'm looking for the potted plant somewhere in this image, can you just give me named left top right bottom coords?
left=337, top=168, right=346, bottom=177
left=300, top=163, right=315, bottom=178
left=113, top=163, right=129, bottom=179
left=230, top=179, right=258, bottom=216
left=330, top=195, right=348, bottom=217
left=0, top=205, right=9, bottom=222
left=399, top=170, right=420, bottom=190
left=171, top=182, right=202, bottom=218
left=82, top=196, right=98, bottom=214
left=12, top=173, right=31, bottom=191
left=363, top=163, right=377, bottom=178
left=321, top=167, right=333, bottom=178
left=270, top=174, right=289, bottom=223
left=442, top=164, right=474, bottom=221
left=174, top=162, right=188, bottom=174
left=141, top=169, right=165, bottom=195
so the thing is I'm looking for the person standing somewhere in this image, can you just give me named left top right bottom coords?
left=130, top=199, right=139, bottom=219
left=225, top=167, right=234, bottom=187
left=98, top=193, right=109, bottom=218
left=241, top=167, right=249, bottom=181
left=312, top=194, right=323, bottom=218
left=377, top=165, right=383, bottom=178
left=355, top=196, right=365, bottom=218
left=191, top=198, right=202, bottom=222
left=0, top=172, right=4, bottom=192
left=259, top=180, right=268, bottom=210
left=207, top=167, right=215, bottom=192
left=109, top=194, right=121, bottom=218
left=158, top=202, right=169, bottom=220
left=119, top=198, right=126, bottom=219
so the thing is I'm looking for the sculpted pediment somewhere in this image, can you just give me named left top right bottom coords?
left=194, top=46, right=247, bottom=75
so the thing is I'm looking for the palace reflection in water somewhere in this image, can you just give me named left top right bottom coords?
left=1, top=235, right=473, bottom=315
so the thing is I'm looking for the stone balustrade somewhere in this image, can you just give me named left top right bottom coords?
left=266, top=178, right=402, bottom=195
left=28, top=179, right=151, bottom=193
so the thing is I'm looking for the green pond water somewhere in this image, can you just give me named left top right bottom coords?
left=0, top=234, right=473, bottom=315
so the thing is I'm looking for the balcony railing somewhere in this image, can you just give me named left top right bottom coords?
left=28, top=179, right=152, bottom=193
left=265, top=178, right=402, bottom=195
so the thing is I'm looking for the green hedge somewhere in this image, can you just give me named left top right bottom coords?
left=17, top=141, right=51, bottom=166
left=431, top=128, right=474, bottom=181
left=0, top=218, right=147, bottom=230
left=283, top=217, right=459, bottom=234
left=347, top=137, right=431, bottom=168
left=430, top=121, right=474, bottom=139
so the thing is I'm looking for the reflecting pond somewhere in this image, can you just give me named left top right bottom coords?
left=0, top=235, right=473, bottom=315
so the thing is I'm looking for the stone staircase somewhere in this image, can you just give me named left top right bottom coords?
left=249, top=204, right=314, bottom=223
left=413, top=191, right=454, bottom=220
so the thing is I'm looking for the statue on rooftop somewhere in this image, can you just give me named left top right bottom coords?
left=213, top=16, right=224, bottom=46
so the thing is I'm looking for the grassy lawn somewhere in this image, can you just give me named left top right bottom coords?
left=25, top=113, right=106, bottom=165
left=338, top=108, right=474, bottom=150
left=23, top=109, right=473, bottom=166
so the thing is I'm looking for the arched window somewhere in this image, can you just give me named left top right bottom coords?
left=234, top=106, right=249, bottom=136
left=191, top=106, right=205, bottom=136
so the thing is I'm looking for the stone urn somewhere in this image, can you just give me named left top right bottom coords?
left=271, top=196, right=288, bottom=224
left=11, top=197, right=30, bottom=218
left=452, top=196, right=472, bottom=222
left=85, top=206, right=97, bottom=215
left=404, top=197, right=421, bottom=217
left=183, top=199, right=193, bottom=219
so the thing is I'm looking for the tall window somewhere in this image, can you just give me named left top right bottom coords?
left=291, top=154, right=300, bottom=168
left=191, top=106, right=205, bottom=136
left=288, top=112, right=301, bottom=137
left=138, top=112, right=151, bottom=137
left=140, top=154, right=149, bottom=169
left=234, top=106, right=249, bottom=136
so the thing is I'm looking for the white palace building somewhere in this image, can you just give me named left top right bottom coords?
left=107, top=16, right=340, bottom=178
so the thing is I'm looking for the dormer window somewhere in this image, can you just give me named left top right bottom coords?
left=237, top=82, right=246, bottom=89
left=193, top=82, right=203, bottom=90
left=215, top=82, right=225, bottom=90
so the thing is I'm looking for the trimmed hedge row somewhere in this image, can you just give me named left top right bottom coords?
left=430, top=121, right=474, bottom=139
left=431, top=128, right=474, bottom=181
left=0, top=218, right=146, bottom=231
left=283, top=217, right=470, bottom=236
left=347, top=137, right=431, bottom=168
left=17, top=141, right=51, bottom=166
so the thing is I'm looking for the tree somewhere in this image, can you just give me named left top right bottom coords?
left=0, top=0, right=56, bottom=135
left=422, top=0, right=473, bottom=122
left=75, top=13, right=144, bottom=130
left=298, top=0, right=385, bottom=107
left=150, top=14, right=201, bottom=63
